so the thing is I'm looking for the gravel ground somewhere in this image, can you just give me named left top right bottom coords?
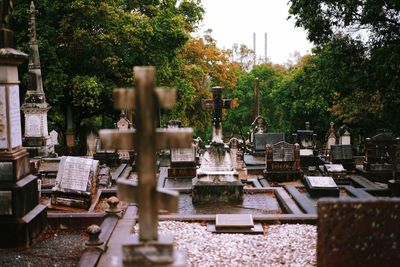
left=0, top=228, right=86, bottom=267
left=157, top=221, right=317, bottom=267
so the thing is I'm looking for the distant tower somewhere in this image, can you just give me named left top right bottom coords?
left=21, top=1, right=53, bottom=157
left=264, top=32, right=267, bottom=62
left=253, top=32, right=256, bottom=67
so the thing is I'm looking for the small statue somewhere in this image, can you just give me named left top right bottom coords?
left=0, top=0, right=13, bottom=28
left=251, top=116, right=268, bottom=134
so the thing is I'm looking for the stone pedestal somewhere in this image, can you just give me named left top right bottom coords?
left=0, top=44, right=47, bottom=248
left=192, top=177, right=243, bottom=204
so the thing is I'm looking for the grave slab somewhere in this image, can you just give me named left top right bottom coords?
left=303, top=176, right=339, bottom=198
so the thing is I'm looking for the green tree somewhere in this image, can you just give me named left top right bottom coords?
left=12, top=0, right=204, bottom=149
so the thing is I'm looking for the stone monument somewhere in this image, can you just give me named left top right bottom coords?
left=99, top=66, right=193, bottom=265
left=0, top=0, right=47, bottom=248
left=166, top=120, right=197, bottom=178
left=51, top=156, right=99, bottom=210
left=21, top=2, right=52, bottom=157
left=192, top=86, right=243, bottom=204
left=115, top=110, right=135, bottom=163
left=325, top=122, right=338, bottom=156
left=263, top=141, right=302, bottom=182
left=293, top=122, right=322, bottom=168
left=229, top=137, right=247, bottom=178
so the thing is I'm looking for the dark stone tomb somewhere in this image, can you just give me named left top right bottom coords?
left=263, top=141, right=302, bottom=182
left=293, top=122, right=322, bottom=168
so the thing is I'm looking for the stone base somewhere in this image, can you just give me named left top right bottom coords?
left=167, top=167, right=197, bottom=177
left=0, top=147, right=30, bottom=182
left=51, top=191, right=93, bottom=210
left=0, top=174, right=40, bottom=218
left=192, top=179, right=243, bottom=204
left=263, top=170, right=303, bottom=182
left=25, top=144, right=54, bottom=158
left=388, top=180, right=400, bottom=197
left=0, top=204, right=47, bottom=248
left=122, top=235, right=186, bottom=266
left=355, top=165, right=392, bottom=182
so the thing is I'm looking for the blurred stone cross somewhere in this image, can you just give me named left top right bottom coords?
left=201, top=86, right=232, bottom=143
left=99, top=66, right=192, bottom=264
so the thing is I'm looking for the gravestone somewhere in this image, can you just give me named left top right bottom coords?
left=21, top=2, right=53, bottom=157
left=303, top=176, right=339, bottom=197
left=207, top=214, right=263, bottom=234
left=167, top=120, right=197, bottom=177
left=263, top=141, right=302, bottom=182
left=86, top=132, right=97, bottom=157
left=229, top=137, right=247, bottom=179
left=99, top=66, right=192, bottom=265
left=0, top=3, right=47, bottom=248
left=338, top=124, right=351, bottom=145
left=193, top=86, right=243, bottom=204
left=318, top=198, right=400, bottom=267
left=51, top=156, right=99, bottom=209
left=293, top=122, right=323, bottom=168
left=115, top=111, right=135, bottom=163
left=49, top=130, right=59, bottom=146
left=325, top=122, right=338, bottom=156
left=330, top=144, right=353, bottom=170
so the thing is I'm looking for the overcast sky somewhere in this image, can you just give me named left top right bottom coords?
left=195, top=0, right=314, bottom=64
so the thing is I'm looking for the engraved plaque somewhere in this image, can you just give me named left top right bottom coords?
left=54, top=156, right=98, bottom=192
left=325, top=164, right=346, bottom=173
left=26, top=114, right=41, bottom=137
left=171, top=146, right=195, bottom=163
left=272, top=142, right=294, bottom=162
left=0, top=162, right=13, bottom=181
left=200, top=150, right=232, bottom=172
left=0, top=191, right=12, bottom=215
left=331, top=144, right=353, bottom=160
left=306, top=176, right=337, bottom=188
left=9, top=85, right=23, bottom=148
left=216, top=214, right=254, bottom=229
left=0, top=86, right=7, bottom=148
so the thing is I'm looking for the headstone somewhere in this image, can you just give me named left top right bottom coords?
left=99, top=66, right=192, bottom=265
left=51, top=156, right=99, bottom=209
left=193, top=86, right=242, bottom=204
left=325, top=122, right=338, bottom=155
left=303, top=176, right=339, bottom=197
left=49, top=130, right=59, bottom=146
left=20, top=2, right=53, bottom=157
left=364, top=129, right=395, bottom=172
left=263, top=141, right=302, bottom=182
left=167, top=120, right=197, bottom=177
left=293, top=122, right=322, bottom=168
left=317, top=198, right=400, bottom=267
left=229, top=137, right=246, bottom=178
left=338, top=124, right=351, bottom=145
left=0, top=3, right=47, bottom=248
left=86, top=132, right=97, bottom=157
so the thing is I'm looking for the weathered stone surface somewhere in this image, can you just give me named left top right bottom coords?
left=304, top=176, right=339, bottom=198
left=317, top=198, right=400, bottom=267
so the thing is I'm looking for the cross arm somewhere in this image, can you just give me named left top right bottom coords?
left=113, top=87, right=177, bottom=110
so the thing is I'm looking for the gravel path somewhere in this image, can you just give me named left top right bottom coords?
left=157, top=221, right=317, bottom=267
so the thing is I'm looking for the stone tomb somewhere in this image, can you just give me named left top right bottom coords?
left=207, top=214, right=264, bottom=234
left=51, top=156, right=99, bottom=209
left=293, top=122, right=322, bottom=168
left=263, top=141, right=302, bottom=182
left=360, top=129, right=399, bottom=182
left=303, top=176, right=339, bottom=198
left=318, top=198, right=400, bottom=267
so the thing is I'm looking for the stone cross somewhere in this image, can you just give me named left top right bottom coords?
left=201, top=86, right=232, bottom=143
left=99, top=66, right=192, bottom=242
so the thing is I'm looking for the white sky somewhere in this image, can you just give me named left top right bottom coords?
left=195, top=0, right=314, bottom=64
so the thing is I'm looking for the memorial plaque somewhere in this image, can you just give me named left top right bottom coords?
left=26, top=114, right=41, bottom=137
left=272, top=142, right=294, bottom=162
left=171, top=147, right=195, bottom=162
left=54, top=156, right=98, bottom=193
left=216, top=214, right=254, bottom=229
left=0, top=85, right=23, bottom=149
left=0, top=162, right=13, bottom=181
left=254, top=133, right=285, bottom=151
left=0, top=191, right=12, bottom=215
left=324, top=164, right=346, bottom=173
left=306, top=176, right=337, bottom=188
left=318, top=199, right=400, bottom=267
left=300, top=149, right=314, bottom=156
left=304, top=176, right=339, bottom=197
left=50, top=130, right=59, bottom=146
